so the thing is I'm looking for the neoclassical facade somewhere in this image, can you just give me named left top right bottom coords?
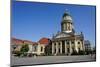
left=51, top=11, right=85, bottom=55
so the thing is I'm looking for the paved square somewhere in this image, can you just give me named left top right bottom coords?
left=11, top=55, right=96, bottom=66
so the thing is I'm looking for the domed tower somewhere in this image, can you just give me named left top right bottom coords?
left=61, top=10, right=75, bottom=34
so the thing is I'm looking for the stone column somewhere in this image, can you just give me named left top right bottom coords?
left=56, top=42, right=58, bottom=55
left=80, top=41, right=83, bottom=50
left=52, top=42, right=54, bottom=54
left=74, top=39, right=78, bottom=53
left=65, top=40, right=67, bottom=54
left=60, top=41, right=62, bottom=54
left=69, top=41, right=72, bottom=55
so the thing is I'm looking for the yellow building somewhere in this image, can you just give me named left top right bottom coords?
left=11, top=37, right=51, bottom=56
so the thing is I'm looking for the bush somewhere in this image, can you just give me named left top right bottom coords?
left=20, top=44, right=29, bottom=57
left=85, top=50, right=92, bottom=55
left=78, top=50, right=85, bottom=55
left=20, top=44, right=29, bottom=53
left=71, top=50, right=78, bottom=55
left=13, top=44, right=29, bottom=57
left=13, top=51, right=22, bottom=57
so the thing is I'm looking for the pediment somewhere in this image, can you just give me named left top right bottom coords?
left=55, top=32, right=71, bottom=38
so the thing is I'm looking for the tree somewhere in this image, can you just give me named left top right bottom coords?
left=71, top=50, right=78, bottom=55
left=45, top=45, right=52, bottom=56
left=20, top=44, right=29, bottom=56
left=78, top=50, right=85, bottom=55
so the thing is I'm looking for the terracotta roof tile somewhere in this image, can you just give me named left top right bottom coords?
left=11, top=38, right=24, bottom=45
left=24, top=40, right=34, bottom=44
left=11, top=38, right=37, bottom=45
left=38, top=37, right=51, bottom=45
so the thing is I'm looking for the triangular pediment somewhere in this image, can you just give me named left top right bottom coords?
left=55, top=32, right=71, bottom=38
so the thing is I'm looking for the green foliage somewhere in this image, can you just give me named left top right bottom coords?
left=85, top=49, right=92, bottom=55
left=45, top=45, right=52, bottom=56
left=78, top=50, right=85, bottom=55
left=20, top=44, right=29, bottom=53
left=71, top=50, right=78, bottom=55
left=12, top=44, right=29, bottom=57
left=71, top=50, right=85, bottom=55
left=13, top=51, right=22, bottom=56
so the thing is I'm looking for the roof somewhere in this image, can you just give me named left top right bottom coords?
left=63, top=11, right=70, bottom=17
left=11, top=37, right=37, bottom=45
left=11, top=38, right=24, bottom=45
left=24, top=40, right=36, bottom=45
left=38, top=38, right=51, bottom=45
left=54, top=32, right=74, bottom=39
left=75, top=35, right=83, bottom=39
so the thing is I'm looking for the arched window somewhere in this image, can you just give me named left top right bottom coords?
left=41, top=46, right=43, bottom=52
left=78, top=42, right=80, bottom=44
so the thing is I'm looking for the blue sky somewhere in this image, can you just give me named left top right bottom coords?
left=12, top=1, right=96, bottom=46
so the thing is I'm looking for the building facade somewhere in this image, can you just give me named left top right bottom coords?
left=11, top=38, right=24, bottom=52
left=51, top=11, right=85, bottom=55
left=11, top=37, right=51, bottom=56
left=84, top=40, right=92, bottom=54
left=84, top=40, right=91, bottom=51
left=11, top=10, right=93, bottom=56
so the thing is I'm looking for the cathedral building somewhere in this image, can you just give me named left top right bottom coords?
left=51, top=11, right=85, bottom=55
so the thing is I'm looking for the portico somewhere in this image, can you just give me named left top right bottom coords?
left=52, top=40, right=73, bottom=55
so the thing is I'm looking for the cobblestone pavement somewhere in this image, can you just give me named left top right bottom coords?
left=11, top=55, right=96, bottom=66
